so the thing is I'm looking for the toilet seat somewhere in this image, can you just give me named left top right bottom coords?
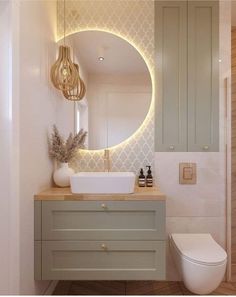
left=171, top=234, right=227, bottom=266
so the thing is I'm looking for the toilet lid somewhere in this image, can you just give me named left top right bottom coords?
left=171, top=234, right=227, bottom=265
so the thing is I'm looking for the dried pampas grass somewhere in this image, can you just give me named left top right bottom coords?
left=49, top=125, right=87, bottom=163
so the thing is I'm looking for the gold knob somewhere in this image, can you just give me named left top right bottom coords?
left=203, top=145, right=209, bottom=151
left=169, top=145, right=175, bottom=151
left=101, top=244, right=107, bottom=250
left=101, top=203, right=107, bottom=209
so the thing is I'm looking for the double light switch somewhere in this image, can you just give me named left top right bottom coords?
left=179, top=163, right=197, bottom=184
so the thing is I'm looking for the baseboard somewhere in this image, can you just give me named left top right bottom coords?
left=44, top=281, right=58, bottom=295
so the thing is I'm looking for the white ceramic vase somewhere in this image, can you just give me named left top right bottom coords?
left=53, top=162, right=74, bottom=187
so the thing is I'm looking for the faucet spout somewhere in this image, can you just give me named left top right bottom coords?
left=104, top=149, right=110, bottom=172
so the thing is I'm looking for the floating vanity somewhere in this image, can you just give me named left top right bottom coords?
left=34, top=187, right=166, bottom=281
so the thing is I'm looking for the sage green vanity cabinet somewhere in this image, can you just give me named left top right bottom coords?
left=155, top=1, right=219, bottom=152
left=35, top=200, right=166, bottom=281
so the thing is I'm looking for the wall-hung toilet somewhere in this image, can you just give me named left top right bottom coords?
left=170, top=234, right=227, bottom=295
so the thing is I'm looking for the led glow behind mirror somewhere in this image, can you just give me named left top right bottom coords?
left=56, top=30, right=152, bottom=150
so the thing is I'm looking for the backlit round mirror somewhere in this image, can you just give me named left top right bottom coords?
left=56, top=30, right=152, bottom=150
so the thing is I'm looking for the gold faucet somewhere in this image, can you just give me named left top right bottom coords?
left=104, top=149, right=110, bottom=172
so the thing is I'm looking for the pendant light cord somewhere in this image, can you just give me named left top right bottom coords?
left=63, top=0, right=66, bottom=46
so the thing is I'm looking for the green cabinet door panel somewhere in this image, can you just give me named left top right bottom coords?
left=42, top=200, right=166, bottom=241
left=155, top=1, right=188, bottom=152
left=188, top=1, right=219, bottom=151
left=42, top=240, right=166, bottom=281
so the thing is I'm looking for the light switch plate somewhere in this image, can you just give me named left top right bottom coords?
left=179, top=163, right=197, bottom=184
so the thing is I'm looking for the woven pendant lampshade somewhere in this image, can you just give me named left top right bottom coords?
left=50, top=45, right=78, bottom=92
left=50, top=0, right=80, bottom=92
left=62, top=64, right=86, bottom=101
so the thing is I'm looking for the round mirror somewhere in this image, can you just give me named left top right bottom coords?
left=57, top=30, right=152, bottom=150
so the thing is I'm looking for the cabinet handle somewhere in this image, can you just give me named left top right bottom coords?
left=169, top=145, right=175, bottom=151
left=101, top=244, right=107, bottom=250
left=203, top=145, right=209, bottom=151
left=101, top=203, right=107, bottom=209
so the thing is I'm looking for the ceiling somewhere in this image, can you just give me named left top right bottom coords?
left=66, top=31, right=150, bottom=76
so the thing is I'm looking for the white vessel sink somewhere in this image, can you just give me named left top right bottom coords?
left=70, top=172, right=135, bottom=194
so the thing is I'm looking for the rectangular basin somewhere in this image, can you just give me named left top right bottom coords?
left=70, top=172, right=135, bottom=194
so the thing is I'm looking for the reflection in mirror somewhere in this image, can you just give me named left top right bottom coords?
left=57, top=30, right=152, bottom=150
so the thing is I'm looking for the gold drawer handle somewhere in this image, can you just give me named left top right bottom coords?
left=203, top=145, right=209, bottom=151
left=101, top=244, right=107, bottom=250
left=101, top=203, right=107, bottom=209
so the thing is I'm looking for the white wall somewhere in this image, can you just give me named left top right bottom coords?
left=55, top=95, right=75, bottom=137
left=155, top=0, right=231, bottom=280
left=0, top=1, right=13, bottom=293
left=19, top=0, right=60, bottom=294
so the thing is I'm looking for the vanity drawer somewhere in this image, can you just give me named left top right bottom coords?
left=42, top=240, right=165, bottom=280
left=42, top=201, right=165, bottom=240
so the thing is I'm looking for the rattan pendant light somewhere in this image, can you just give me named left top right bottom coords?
left=62, top=64, right=86, bottom=101
left=50, top=0, right=78, bottom=92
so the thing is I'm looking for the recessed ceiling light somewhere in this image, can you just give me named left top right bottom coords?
left=98, top=46, right=105, bottom=61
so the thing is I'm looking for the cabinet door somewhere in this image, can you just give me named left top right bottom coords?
left=42, top=201, right=165, bottom=241
left=188, top=1, right=219, bottom=151
left=42, top=240, right=166, bottom=280
left=155, top=1, right=187, bottom=152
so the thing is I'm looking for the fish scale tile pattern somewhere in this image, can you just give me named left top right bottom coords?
left=57, top=0, right=155, bottom=174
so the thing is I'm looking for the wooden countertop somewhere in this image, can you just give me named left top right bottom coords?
left=34, top=186, right=165, bottom=201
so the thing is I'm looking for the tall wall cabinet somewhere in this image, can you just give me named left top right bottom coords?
left=155, top=1, right=219, bottom=152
